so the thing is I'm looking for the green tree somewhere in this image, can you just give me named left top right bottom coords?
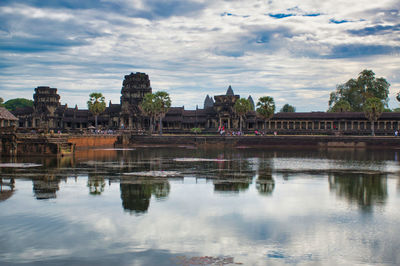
left=363, top=97, right=384, bottom=136
left=256, top=96, right=275, bottom=131
left=0, top=97, right=4, bottom=107
left=87, top=92, right=106, bottom=129
left=154, top=91, right=171, bottom=135
left=191, top=127, right=202, bottom=135
left=4, top=98, right=33, bottom=111
left=280, top=103, right=296, bottom=112
left=329, top=69, right=390, bottom=111
left=140, top=93, right=158, bottom=134
left=234, top=98, right=252, bottom=132
left=328, top=99, right=351, bottom=112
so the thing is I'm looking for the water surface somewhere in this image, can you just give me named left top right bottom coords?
left=1, top=147, right=400, bottom=265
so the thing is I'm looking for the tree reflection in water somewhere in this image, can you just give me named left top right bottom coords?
left=328, top=173, right=387, bottom=211
left=87, top=173, right=105, bottom=195
left=120, top=179, right=170, bottom=214
left=256, top=158, right=275, bottom=196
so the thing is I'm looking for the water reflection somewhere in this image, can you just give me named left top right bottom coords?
left=120, top=179, right=170, bottom=214
left=256, top=159, right=275, bottom=196
left=0, top=178, right=15, bottom=202
left=328, top=173, right=388, bottom=211
left=32, top=174, right=65, bottom=200
left=87, top=173, right=106, bottom=195
left=0, top=147, right=399, bottom=265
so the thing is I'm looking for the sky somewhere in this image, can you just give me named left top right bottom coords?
left=0, top=0, right=399, bottom=111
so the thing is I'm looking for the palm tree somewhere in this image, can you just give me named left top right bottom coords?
left=140, top=93, right=158, bottom=134
left=256, top=96, right=275, bottom=131
left=154, top=91, right=171, bottom=135
left=234, top=98, right=251, bottom=133
left=363, top=97, right=384, bottom=136
left=87, top=92, right=106, bottom=129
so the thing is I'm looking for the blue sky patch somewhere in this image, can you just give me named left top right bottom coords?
left=269, top=13, right=294, bottom=19
left=348, top=24, right=400, bottom=36
left=330, top=19, right=350, bottom=24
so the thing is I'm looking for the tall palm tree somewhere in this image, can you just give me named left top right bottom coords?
left=87, top=92, right=106, bottom=129
left=154, top=91, right=171, bottom=135
left=234, top=98, right=251, bottom=133
left=140, top=93, right=158, bottom=134
left=256, top=96, right=275, bottom=131
left=363, top=97, right=384, bottom=136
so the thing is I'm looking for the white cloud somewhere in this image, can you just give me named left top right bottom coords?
left=0, top=0, right=399, bottom=111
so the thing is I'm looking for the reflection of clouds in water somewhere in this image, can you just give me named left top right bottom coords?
left=2, top=148, right=400, bottom=265
left=272, top=158, right=400, bottom=173
left=174, top=158, right=230, bottom=162
left=0, top=163, right=42, bottom=168
left=123, top=171, right=181, bottom=177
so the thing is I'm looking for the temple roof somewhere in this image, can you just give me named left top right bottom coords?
left=203, top=95, right=214, bottom=109
left=0, top=107, right=18, bottom=120
left=226, top=85, right=234, bottom=96
left=248, top=95, right=255, bottom=111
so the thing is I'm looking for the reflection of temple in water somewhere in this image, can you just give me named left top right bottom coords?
left=213, top=181, right=250, bottom=193
left=32, top=175, right=63, bottom=200
left=120, top=180, right=170, bottom=214
left=212, top=155, right=254, bottom=193
left=0, top=178, right=15, bottom=202
left=328, top=173, right=387, bottom=211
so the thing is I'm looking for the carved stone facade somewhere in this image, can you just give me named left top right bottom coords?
left=11, top=72, right=400, bottom=135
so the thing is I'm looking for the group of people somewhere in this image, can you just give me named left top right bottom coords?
left=217, top=126, right=244, bottom=136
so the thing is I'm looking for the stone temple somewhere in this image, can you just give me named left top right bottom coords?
left=11, top=72, right=400, bottom=135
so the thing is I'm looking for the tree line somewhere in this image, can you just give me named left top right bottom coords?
left=3, top=69, right=397, bottom=136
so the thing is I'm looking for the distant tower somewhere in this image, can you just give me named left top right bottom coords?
left=33, top=86, right=60, bottom=115
left=248, top=95, right=255, bottom=111
left=203, top=95, right=214, bottom=109
left=226, top=85, right=234, bottom=96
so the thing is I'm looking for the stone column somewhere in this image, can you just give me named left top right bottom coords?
left=128, top=117, right=133, bottom=129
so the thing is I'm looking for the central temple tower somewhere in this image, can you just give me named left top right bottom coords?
left=120, top=72, right=152, bottom=129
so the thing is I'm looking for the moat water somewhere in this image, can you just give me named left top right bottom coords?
left=0, top=147, right=399, bottom=265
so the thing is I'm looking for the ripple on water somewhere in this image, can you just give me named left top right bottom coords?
left=173, top=158, right=229, bottom=162
left=0, top=163, right=42, bottom=168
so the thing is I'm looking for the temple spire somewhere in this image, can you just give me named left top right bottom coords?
left=226, top=85, right=234, bottom=96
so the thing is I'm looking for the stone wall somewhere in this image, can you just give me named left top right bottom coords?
left=125, top=135, right=400, bottom=149
left=68, top=135, right=118, bottom=148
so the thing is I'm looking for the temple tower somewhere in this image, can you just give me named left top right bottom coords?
left=120, top=72, right=152, bottom=129
left=213, top=85, right=240, bottom=129
left=32, top=86, right=61, bottom=129
left=33, top=86, right=60, bottom=115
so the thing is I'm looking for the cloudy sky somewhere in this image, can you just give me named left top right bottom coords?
left=0, top=0, right=399, bottom=111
